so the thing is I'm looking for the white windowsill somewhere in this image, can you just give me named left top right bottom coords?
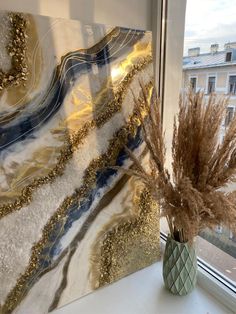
left=53, top=261, right=233, bottom=314
left=198, top=264, right=236, bottom=313
left=160, top=235, right=236, bottom=313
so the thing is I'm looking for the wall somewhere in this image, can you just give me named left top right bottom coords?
left=0, top=0, right=152, bottom=30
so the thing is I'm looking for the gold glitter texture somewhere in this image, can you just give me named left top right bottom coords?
left=0, top=13, right=28, bottom=91
left=1, top=82, right=153, bottom=314
left=0, top=56, right=152, bottom=219
left=91, top=187, right=160, bottom=289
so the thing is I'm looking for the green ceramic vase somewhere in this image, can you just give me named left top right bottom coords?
left=162, top=236, right=197, bottom=295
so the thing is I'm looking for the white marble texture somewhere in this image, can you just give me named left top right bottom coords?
left=0, top=63, right=153, bottom=305
left=11, top=144, right=145, bottom=314
left=0, top=14, right=112, bottom=117
left=0, top=12, right=155, bottom=313
left=14, top=253, right=69, bottom=314
left=57, top=146, right=146, bottom=307
left=0, top=13, right=152, bottom=203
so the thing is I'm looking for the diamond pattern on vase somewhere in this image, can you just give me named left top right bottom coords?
left=162, top=236, right=197, bottom=295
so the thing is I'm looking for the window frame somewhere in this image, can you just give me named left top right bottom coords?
left=226, top=51, right=233, bottom=62
left=228, top=74, right=236, bottom=95
left=224, top=106, right=235, bottom=127
left=160, top=0, right=236, bottom=311
left=207, top=75, right=216, bottom=94
left=189, top=75, right=197, bottom=92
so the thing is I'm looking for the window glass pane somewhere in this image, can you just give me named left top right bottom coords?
left=226, top=51, right=232, bottom=62
left=229, top=75, right=236, bottom=94
left=162, top=0, right=236, bottom=286
left=225, top=107, right=234, bottom=126
left=208, top=76, right=215, bottom=93
left=190, top=77, right=197, bottom=92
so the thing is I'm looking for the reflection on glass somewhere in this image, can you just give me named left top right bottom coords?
left=181, top=0, right=236, bottom=284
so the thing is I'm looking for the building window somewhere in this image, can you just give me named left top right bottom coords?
left=225, top=51, right=232, bottom=62
left=207, top=76, right=216, bottom=93
left=190, top=77, right=197, bottom=92
left=228, top=75, right=236, bottom=94
left=225, top=107, right=234, bottom=126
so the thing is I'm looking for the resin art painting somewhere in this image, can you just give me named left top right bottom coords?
left=0, top=11, right=160, bottom=314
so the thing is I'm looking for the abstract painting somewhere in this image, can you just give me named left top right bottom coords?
left=0, top=11, right=160, bottom=314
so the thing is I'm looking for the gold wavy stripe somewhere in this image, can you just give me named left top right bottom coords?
left=49, top=171, right=146, bottom=312
left=57, top=27, right=120, bottom=77
left=0, top=24, right=119, bottom=113
left=1, top=82, right=153, bottom=314
left=0, top=56, right=152, bottom=220
left=91, top=187, right=160, bottom=289
left=1, top=35, right=152, bottom=202
left=2, top=13, right=43, bottom=119
left=0, top=26, right=121, bottom=125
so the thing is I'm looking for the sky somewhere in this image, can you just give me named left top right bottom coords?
left=184, top=0, right=236, bottom=55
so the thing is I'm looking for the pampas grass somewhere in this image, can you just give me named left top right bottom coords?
left=124, top=84, right=236, bottom=243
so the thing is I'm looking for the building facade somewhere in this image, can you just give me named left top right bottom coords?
left=183, top=42, right=236, bottom=129
left=182, top=43, right=236, bottom=246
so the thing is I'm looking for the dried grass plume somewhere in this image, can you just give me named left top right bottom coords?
left=124, top=85, right=236, bottom=243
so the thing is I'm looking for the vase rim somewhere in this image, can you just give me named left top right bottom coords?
left=167, top=235, right=193, bottom=247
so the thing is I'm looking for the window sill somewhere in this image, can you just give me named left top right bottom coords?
left=53, top=258, right=233, bottom=314
left=198, top=262, right=236, bottom=313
